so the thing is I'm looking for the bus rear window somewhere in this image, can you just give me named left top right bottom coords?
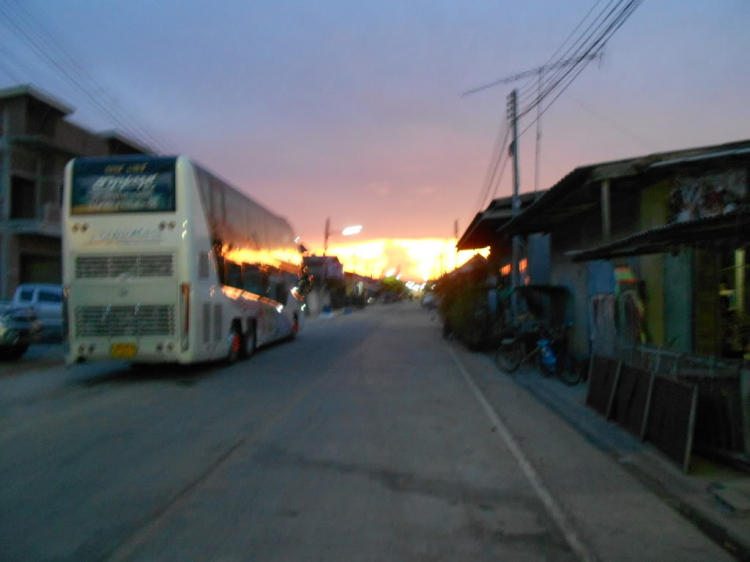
left=71, top=157, right=177, bottom=214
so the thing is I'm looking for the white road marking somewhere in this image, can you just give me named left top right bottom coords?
left=447, top=344, right=597, bottom=562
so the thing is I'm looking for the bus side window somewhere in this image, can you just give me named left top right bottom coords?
left=226, top=261, right=242, bottom=289
left=214, top=255, right=225, bottom=285
left=242, top=264, right=270, bottom=296
left=273, top=283, right=287, bottom=304
left=243, top=264, right=260, bottom=294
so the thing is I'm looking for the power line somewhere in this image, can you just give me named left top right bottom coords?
left=568, top=94, right=656, bottom=150
left=0, top=38, right=78, bottom=99
left=518, top=0, right=642, bottom=120
left=474, top=123, right=511, bottom=215
left=3, top=0, right=170, bottom=152
left=468, top=0, right=644, bottom=221
left=517, top=0, right=620, bottom=105
left=0, top=0, right=172, bottom=153
left=517, top=0, right=623, bottom=105
left=490, top=138, right=512, bottom=201
left=464, top=52, right=603, bottom=199
left=0, top=44, right=24, bottom=82
left=463, top=53, right=602, bottom=98
left=515, top=1, right=644, bottom=142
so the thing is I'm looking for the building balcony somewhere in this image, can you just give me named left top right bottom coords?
left=2, top=203, right=62, bottom=238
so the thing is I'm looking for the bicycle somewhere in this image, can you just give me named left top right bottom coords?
left=494, top=323, right=582, bottom=385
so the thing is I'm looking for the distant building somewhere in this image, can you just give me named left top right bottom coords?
left=0, top=84, right=151, bottom=298
left=303, top=255, right=344, bottom=281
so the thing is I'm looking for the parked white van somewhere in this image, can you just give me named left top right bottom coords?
left=12, top=283, right=63, bottom=340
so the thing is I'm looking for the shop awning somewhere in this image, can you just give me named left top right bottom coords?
left=567, top=208, right=750, bottom=261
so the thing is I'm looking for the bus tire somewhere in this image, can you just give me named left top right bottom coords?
left=226, top=322, right=242, bottom=365
left=243, top=321, right=256, bottom=359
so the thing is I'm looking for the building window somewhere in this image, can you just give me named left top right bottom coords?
left=10, top=175, right=36, bottom=219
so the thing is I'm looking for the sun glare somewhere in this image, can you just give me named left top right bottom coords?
left=315, top=239, right=489, bottom=281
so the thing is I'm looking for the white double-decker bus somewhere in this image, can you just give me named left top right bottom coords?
left=62, top=155, right=304, bottom=365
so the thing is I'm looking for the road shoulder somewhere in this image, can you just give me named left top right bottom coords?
left=449, top=342, right=740, bottom=562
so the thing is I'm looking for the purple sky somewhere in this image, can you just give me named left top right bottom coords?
left=1, top=0, right=749, bottom=251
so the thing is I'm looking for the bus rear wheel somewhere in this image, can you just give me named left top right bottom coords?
left=243, top=322, right=256, bottom=359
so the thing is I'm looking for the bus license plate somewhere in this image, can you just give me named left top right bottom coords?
left=111, top=343, right=137, bottom=358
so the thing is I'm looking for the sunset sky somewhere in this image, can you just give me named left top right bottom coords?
left=1, top=1, right=748, bottom=280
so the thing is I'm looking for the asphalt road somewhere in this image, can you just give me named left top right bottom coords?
left=0, top=303, right=735, bottom=561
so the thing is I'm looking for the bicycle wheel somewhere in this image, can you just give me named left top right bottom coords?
left=558, top=356, right=582, bottom=386
left=495, top=342, right=523, bottom=373
left=536, top=354, right=557, bottom=377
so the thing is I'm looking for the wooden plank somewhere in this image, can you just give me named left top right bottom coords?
left=611, top=364, right=652, bottom=437
left=605, top=361, right=623, bottom=420
left=640, top=372, right=655, bottom=441
left=645, top=377, right=699, bottom=471
left=684, top=385, right=699, bottom=473
left=585, top=356, right=619, bottom=416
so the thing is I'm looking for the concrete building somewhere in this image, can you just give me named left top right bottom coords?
left=0, top=84, right=150, bottom=298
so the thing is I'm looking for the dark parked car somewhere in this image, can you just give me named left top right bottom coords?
left=0, top=303, right=42, bottom=360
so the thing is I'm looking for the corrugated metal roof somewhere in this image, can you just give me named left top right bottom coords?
left=649, top=147, right=750, bottom=168
left=497, top=167, right=593, bottom=235
left=567, top=207, right=750, bottom=261
left=456, top=191, right=541, bottom=251
left=497, top=139, right=750, bottom=237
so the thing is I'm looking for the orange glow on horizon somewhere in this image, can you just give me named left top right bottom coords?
left=223, top=246, right=302, bottom=274
left=312, top=239, right=490, bottom=281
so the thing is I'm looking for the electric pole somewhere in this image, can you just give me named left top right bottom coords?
left=464, top=52, right=603, bottom=198
left=508, top=90, right=521, bottom=314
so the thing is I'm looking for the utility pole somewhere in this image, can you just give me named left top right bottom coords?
left=323, top=217, right=330, bottom=257
left=454, top=219, right=459, bottom=270
left=464, top=52, right=602, bottom=199
left=508, top=90, right=521, bottom=314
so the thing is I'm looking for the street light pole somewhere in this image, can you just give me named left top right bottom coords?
left=324, top=217, right=330, bottom=257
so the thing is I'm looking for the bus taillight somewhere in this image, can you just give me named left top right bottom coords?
left=180, top=283, right=190, bottom=351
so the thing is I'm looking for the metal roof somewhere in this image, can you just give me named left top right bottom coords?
left=496, top=167, right=595, bottom=236
left=567, top=207, right=750, bottom=261
left=649, top=147, right=750, bottom=169
left=497, top=139, right=750, bottom=237
left=456, top=191, right=542, bottom=251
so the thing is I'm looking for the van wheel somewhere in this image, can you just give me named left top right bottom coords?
left=0, top=345, right=28, bottom=361
left=243, top=322, right=256, bottom=359
left=226, top=326, right=241, bottom=365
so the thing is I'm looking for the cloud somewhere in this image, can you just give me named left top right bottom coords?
left=366, top=181, right=392, bottom=197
